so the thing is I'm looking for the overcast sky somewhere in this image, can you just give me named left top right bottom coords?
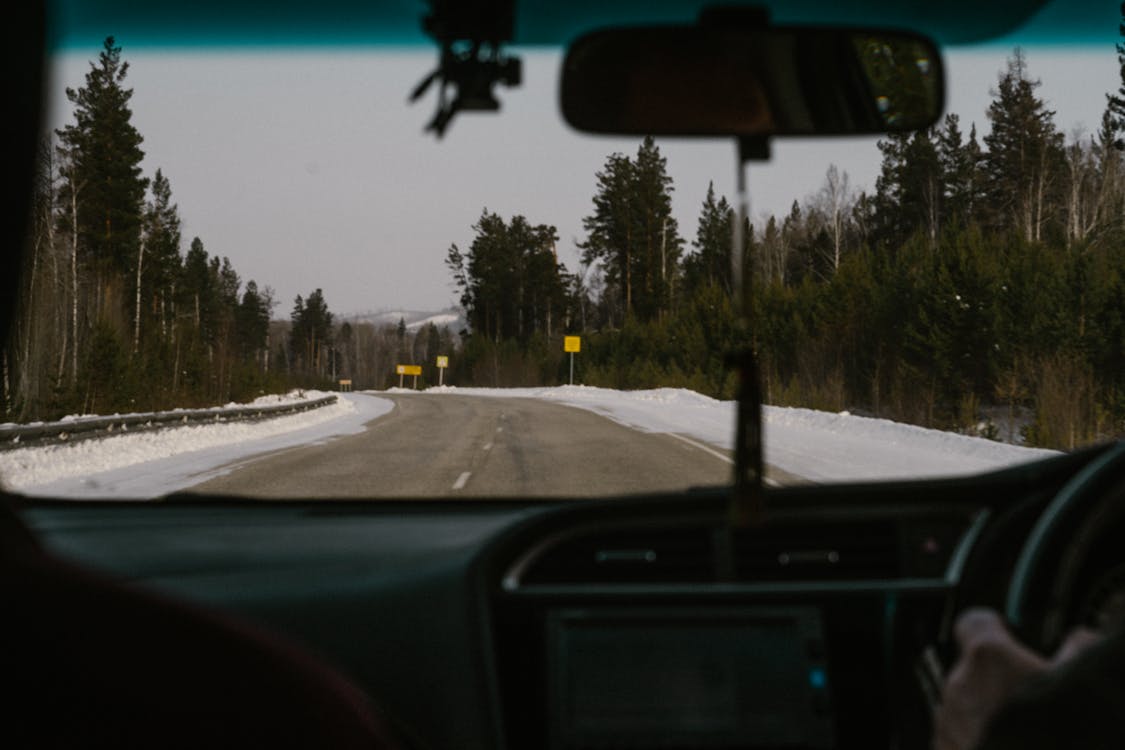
left=44, top=41, right=1121, bottom=318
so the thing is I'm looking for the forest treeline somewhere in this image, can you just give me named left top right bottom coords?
left=448, top=44, right=1125, bottom=450
left=1, top=37, right=451, bottom=421
left=6, top=35, right=1125, bottom=451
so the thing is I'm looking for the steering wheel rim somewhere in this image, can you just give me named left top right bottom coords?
left=1005, top=440, right=1125, bottom=648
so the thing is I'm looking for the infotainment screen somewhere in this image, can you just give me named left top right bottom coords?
left=547, top=607, right=832, bottom=749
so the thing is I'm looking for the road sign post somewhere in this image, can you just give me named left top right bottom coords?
left=396, top=364, right=422, bottom=389
left=564, top=336, right=581, bottom=385
left=436, top=355, right=449, bottom=386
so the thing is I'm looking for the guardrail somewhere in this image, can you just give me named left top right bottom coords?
left=0, top=395, right=338, bottom=451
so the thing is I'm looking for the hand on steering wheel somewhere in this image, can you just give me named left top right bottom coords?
left=932, top=607, right=1100, bottom=750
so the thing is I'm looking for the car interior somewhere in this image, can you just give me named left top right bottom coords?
left=4, top=1, right=1125, bottom=749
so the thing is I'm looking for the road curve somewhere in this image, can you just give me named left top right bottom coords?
left=186, top=393, right=743, bottom=498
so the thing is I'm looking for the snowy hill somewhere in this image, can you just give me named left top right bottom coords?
left=346, top=308, right=465, bottom=334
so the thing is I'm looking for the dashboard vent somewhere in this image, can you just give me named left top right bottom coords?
left=521, top=526, right=715, bottom=585
left=732, top=520, right=901, bottom=581
left=511, top=515, right=959, bottom=588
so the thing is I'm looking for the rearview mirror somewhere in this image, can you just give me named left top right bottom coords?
left=561, top=25, right=944, bottom=137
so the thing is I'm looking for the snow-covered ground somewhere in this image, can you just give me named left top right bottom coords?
left=0, top=392, right=393, bottom=499
left=1, top=384, right=1059, bottom=500
left=426, top=385, right=1059, bottom=481
left=345, top=308, right=464, bottom=334
left=0, top=388, right=336, bottom=430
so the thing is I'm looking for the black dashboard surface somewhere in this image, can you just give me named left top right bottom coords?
left=13, top=449, right=1101, bottom=750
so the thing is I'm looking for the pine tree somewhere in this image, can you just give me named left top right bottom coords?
left=236, top=281, right=270, bottom=364
left=872, top=127, right=945, bottom=248
left=55, top=36, right=149, bottom=325
left=289, top=289, right=334, bottom=379
left=1100, top=5, right=1125, bottom=228
left=759, top=214, right=787, bottom=286
left=1106, top=1, right=1125, bottom=136
left=982, top=49, right=1064, bottom=242
left=631, top=136, right=682, bottom=320
left=871, top=132, right=909, bottom=247
left=181, top=237, right=211, bottom=335
left=937, top=114, right=982, bottom=228
left=580, top=153, right=636, bottom=318
left=580, top=137, right=681, bottom=322
left=139, top=169, right=182, bottom=348
left=1095, top=109, right=1125, bottom=230
left=447, top=210, right=566, bottom=346
left=684, top=182, right=734, bottom=295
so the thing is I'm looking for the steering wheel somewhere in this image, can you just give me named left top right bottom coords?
left=1005, top=440, right=1125, bottom=651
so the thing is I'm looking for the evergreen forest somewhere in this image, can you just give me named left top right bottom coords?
left=447, top=45, right=1125, bottom=451
left=5, top=34, right=1125, bottom=453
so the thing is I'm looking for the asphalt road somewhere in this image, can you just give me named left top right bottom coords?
left=186, top=393, right=764, bottom=498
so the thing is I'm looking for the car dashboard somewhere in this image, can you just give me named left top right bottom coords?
left=12, top=444, right=1111, bottom=750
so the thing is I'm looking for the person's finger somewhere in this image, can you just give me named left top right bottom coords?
left=953, top=607, right=1007, bottom=649
left=1052, top=626, right=1102, bottom=665
left=932, top=682, right=979, bottom=750
left=952, top=608, right=1044, bottom=676
left=937, top=608, right=1050, bottom=750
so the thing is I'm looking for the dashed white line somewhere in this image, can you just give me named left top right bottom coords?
left=666, top=433, right=733, bottom=464
left=665, top=433, right=780, bottom=487
left=482, top=443, right=493, bottom=451
left=452, top=471, right=472, bottom=490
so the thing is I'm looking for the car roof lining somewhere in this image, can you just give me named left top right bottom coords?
left=48, top=0, right=1061, bottom=50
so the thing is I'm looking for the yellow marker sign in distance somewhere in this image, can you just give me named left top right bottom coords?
left=395, top=365, right=406, bottom=375
left=403, top=365, right=422, bottom=376
left=564, top=336, right=581, bottom=353
left=436, top=356, right=449, bottom=368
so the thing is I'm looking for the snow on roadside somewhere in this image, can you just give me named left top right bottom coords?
left=0, top=388, right=331, bottom=430
left=0, top=384, right=1061, bottom=499
left=424, top=385, right=1059, bottom=481
left=1, top=393, right=393, bottom=499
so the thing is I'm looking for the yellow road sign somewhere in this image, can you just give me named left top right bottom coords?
left=564, top=336, right=581, bottom=353
left=396, top=364, right=422, bottom=376
left=436, top=356, right=449, bottom=368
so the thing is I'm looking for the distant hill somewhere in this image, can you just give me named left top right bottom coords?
left=345, top=308, right=466, bottom=334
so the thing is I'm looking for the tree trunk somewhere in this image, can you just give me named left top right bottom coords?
left=133, top=236, right=144, bottom=353
left=70, top=181, right=80, bottom=386
left=19, top=231, right=42, bottom=413
left=2, top=350, right=11, bottom=418
left=624, top=224, right=632, bottom=317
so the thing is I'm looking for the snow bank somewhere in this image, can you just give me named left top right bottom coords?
left=425, top=385, right=1058, bottom=482
left=0, top=388, right=332, bottom=430
left=0, top=393, right=393, bottom=499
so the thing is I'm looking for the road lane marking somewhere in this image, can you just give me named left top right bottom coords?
left=666, top=433, right=732, bottom=464
left=482, top=443, right=493, bottom=451
left=452, top=471, right=472, bottom=490
left=665, top=433, right=780, bottom=487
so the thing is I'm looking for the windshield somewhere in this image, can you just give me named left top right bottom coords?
left=0, top=0, right=1120, bottom=499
